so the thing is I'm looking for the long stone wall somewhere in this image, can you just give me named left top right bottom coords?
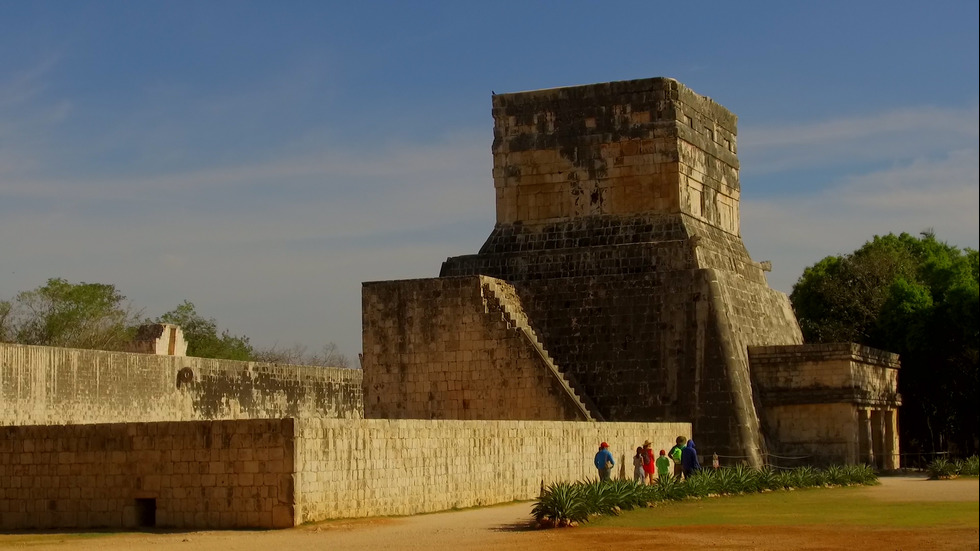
left=0, top=343, right=362, bottom=426
left=0, top=419, right=295, bottom=530
left=0, top=417, right=690, bottom=529
left=292, top=418, right=690, bottom=522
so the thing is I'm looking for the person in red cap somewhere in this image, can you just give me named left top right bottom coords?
left=655, top=449, right=671, bottom=480
left=593, top=442, right=615, bottom=481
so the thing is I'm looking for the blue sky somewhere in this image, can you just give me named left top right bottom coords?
left=1, top=1, right=977, bottom=361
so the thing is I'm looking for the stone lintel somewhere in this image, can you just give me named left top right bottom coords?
left=748, top=343, right=900, bottom=370
left=760, top=388, right=902, bottom=407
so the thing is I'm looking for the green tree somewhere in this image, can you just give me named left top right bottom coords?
left=1, top=278, right=139, bottom=350
left=791, top=232, right=979, bottom=457
left=156, top=300, right=253, bottom=361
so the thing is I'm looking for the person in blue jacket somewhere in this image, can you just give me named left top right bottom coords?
left=681, top=439, right=701, bottom=478
left=594, top=442, right=615, bottom=481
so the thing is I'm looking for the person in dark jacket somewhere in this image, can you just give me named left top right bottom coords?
left=681, top=439, right=701, bottom=478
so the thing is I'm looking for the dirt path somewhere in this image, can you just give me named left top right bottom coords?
left=857, top=473, right=978, bottom=501
left=1, top=476, right=976, bottom=551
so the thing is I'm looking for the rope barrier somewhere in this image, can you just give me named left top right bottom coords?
left=764, top=453, right=813, bottom=460
left=679, top=449, right=968, bottom=469
left=897, top=451, right=951, bottom=457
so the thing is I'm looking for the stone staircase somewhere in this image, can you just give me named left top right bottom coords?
left=479, top=276, right=603, bottom=422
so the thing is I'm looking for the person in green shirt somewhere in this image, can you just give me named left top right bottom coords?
left=655, top=449, right=671, bottom=480
left=668, top=435, right=687, bottom=479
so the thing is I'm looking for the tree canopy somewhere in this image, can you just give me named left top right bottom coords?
left=791, top=232, right=979, bottom=457
left=154, top=300, right=254, bottom=361
left=1, top=280, right=351, bottom=367
left=0, top=278, right=139, bottom=350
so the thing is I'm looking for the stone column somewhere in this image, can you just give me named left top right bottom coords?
left=883, top=408, right=900, bottom=469
left=858, top=408, right=874, bottom=466
left=871, top=409, right=885, bottom=469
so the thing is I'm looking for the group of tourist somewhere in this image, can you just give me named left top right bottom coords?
left=593, top=435, right=702, bottom=482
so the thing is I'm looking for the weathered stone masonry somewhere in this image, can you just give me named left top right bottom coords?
left=749, top=343, right=901, bottom=468
left=368, top=76, right=900, bottom=467
left=0, top=343, right=363, bottom=426
left=362, top=276, right=596, bottom=421
left=437, top=77, right=803, bottom=464
left=0, top=418, right=690, bottom=529
left=0, top=419, right=296, bottom=530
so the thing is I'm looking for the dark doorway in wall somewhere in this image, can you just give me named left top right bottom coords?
left=135, top=498, right=156, bottom=528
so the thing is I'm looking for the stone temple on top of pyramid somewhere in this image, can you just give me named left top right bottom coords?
left=361, top=76, right=902, bottom=468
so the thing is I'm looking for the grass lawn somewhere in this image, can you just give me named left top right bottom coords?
left=591, top=486, right=979, bottom=529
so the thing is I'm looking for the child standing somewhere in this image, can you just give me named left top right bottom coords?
left=633, top=447, right=646, bottom=484
left=655, top=449, right=671, bottom=480
left=642, top=440, right=656, bottom=484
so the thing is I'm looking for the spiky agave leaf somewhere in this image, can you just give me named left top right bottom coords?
left=684, top=470, right=712, bottom=497
left=757, top=465, right=779, bottom=491
left=607, top=479, right=645, bottom=510
left=531, top=481, right=589, bottom=525
left=581, top=478, right=619, bottom=516
left=956, top=456, right=979, bottom=476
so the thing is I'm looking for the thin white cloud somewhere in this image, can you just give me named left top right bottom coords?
left=744, top=148, right=979, bottom=294
left=2, top=133, right=490, bottom=201
left=0, top=55, right=60, bottom=108
left=741, top=106, right=978, bottom=148
left=740, top=105, right=979, bottom=175
left=840, top=149, right=979, bottom=211
left=0, top=137, right=493, bottom=255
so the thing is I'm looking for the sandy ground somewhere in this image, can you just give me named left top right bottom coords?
left=1, top=475, right=976, bottom=551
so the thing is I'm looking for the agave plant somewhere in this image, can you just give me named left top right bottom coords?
left=710, top=466, right=737, bottom=495
left=773, top=469, right=796, bottom=489
left=927, top=458, right=957, bottom=479
left=810, top=466, right=831, bottom=487
left=606, top=479, right=646, bottom=511
left=792, top=465, right=818, bottom=488
left=727, top=464, right=758, bottom=494
left=683, top=470, right=712, bottom=497
left=531, top=481, right=589, bottom=526
left=634, top=480, right=658, bottom=504
left=651, top=473, right=687, bottom=501
left=581, top=478, right=620, bottom=516
left=756, top=465, right=779, bottom=491
left=823, top=465, right=846, bottom=486
left=954, top=456, right=979, bottom=476
left=533, top=462, right=884, bottom=530
left=849, top=464, right=878, bottom=485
